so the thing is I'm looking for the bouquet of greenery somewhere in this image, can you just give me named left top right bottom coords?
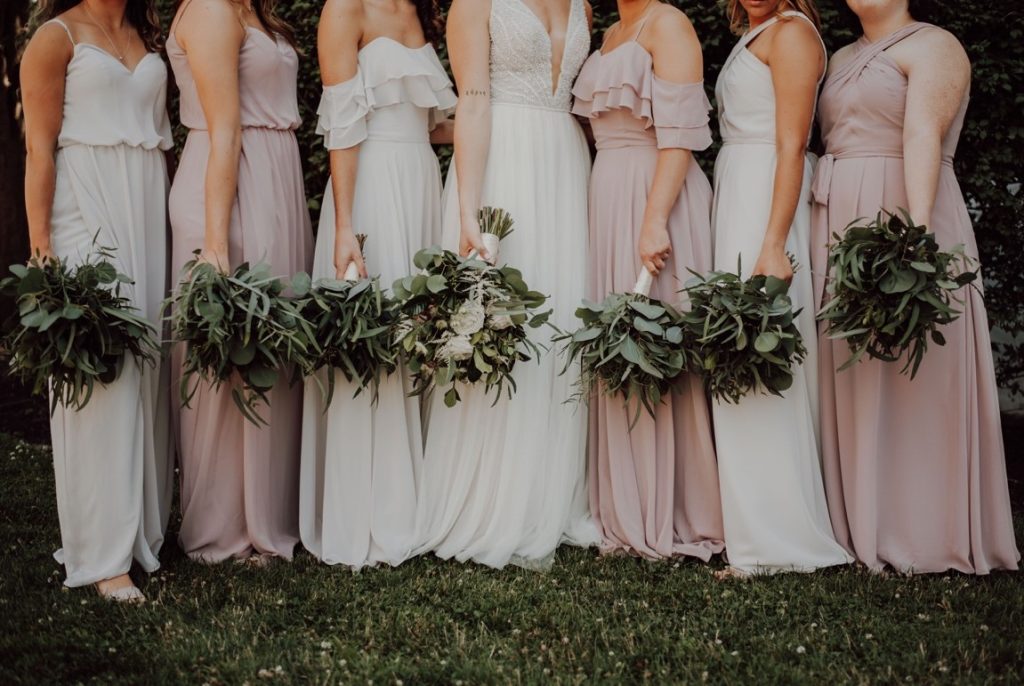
left=168, top=254, right=313, bottom=425
left=293, top=235, right=399, bottom=407
left=817, top=210, right=978, bottom=378
left=392, top=207, right=551, bottom=407
left=556, top=269, right=690, bottom=424
left=680, top=259, right=806, bottom=404
left=0, top=248, right=159, bottom=414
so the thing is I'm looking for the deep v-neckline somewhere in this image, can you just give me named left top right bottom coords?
left=514, top=0, right=574, bottom=95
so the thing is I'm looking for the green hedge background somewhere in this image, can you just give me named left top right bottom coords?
left=6, top=0, right=1023, bottom=393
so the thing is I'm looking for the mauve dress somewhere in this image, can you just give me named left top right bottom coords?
left=571, top=42, right=725, bottom=560
left=811, top=22, right=1020, bottom=574
left=168, top=28, right=313, bottom=562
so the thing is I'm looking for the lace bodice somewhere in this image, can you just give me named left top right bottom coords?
left=489, top=0, right=590, bottom=112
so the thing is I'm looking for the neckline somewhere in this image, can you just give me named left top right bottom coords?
left=74, top=44, right=159, bottom=76
left=245, top=25, right=281, bottom=47
left=597, top=39, right=651, bottom=60
left=857, top=20, right=925, bottom=46
left=359, top=36, right=432, bottom=54
left=514, top=0, right=575, bottom=96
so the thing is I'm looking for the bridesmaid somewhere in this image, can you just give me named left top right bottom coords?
left=20, top=0, right=173, bottom=600
left=168, top=0, right=313, bottom=563
left=711, top=0, right=852, bottom=577
left=812, top=0, right=1020, bottom=574
left=571, top=0, right=724, bottom=560
left=299, top=0, right=454, bottom=568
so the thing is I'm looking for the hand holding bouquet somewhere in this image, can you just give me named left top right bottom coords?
left=681, top=259, right=806, bottom=403
left=817, top=210, right=978, bottom=378
left=293, top=235, right=399, bottom=406
left=557, top=269, right=690, bottom=424
left=392, top=208, right=550, bottom=408
left=1, top=247, right=158, bottom=414
left=168, top=254, right=313, bottom=425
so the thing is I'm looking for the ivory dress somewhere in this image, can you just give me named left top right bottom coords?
left=299, top=39, right=455, bottom=568
left=571, top=35, right=724, bottom=560
left=168, top=27, right=313, bottom=562
left=812, top=22, right=1020, bottom=574
left=43, top=19, right=173, bottom=587
left=711, top=12, right=852, bottom=575
left=414, top=0, right=599, bottom=569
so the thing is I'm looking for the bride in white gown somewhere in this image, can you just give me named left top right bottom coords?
left=414, top=0, right=599, bottom=569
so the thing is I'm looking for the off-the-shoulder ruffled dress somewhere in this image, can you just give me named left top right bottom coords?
left=571, top=38, right=725, bottom=561
left=299, top=38, right=456, bottom=569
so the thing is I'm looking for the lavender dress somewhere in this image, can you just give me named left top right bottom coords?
left=168, top=27, right=313, bottom=562
left=811, top=22, right=1020, bottom=574
left=572, top=40, right=725, bottom=560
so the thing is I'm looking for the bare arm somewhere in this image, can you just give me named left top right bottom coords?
left=21, top=23, right=72, bottom=260
left=753, top=18, right=823, bottom=282
left=447, top=0, right=492, bottom=259
left=319, top=0, right=366, bottom=278
left=429, top=118, right=455, bottom=146
left=177, top=0, right=245, bottom=270
left=637, top=10, right=702, bottom=276
left=900, top=29, right=970, bottom=228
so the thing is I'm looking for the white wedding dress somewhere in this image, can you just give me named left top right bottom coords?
left=711, top=12, right=852, bottom=575
left=414, top=0, right=599, bottom=569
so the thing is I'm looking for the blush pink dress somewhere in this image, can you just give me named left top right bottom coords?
left=811, top=22, right=1020, bottom=574
left=167, top=26, right=313, bottom=562
left=571, top=35, right=725, bottom=560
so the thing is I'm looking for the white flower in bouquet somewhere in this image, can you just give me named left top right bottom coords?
left=487, top=314, right=514, bottom=331
left=437, top=334, right=475, bottom=362
left=450, top=300, right=486, bottom=336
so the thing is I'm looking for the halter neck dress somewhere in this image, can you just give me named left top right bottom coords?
left=167, top=24, right=313, bottom=563
left=811, top=22, right=1019, bottom=574
left=42, top=18, right=173, bottom=587
left=712, top=11, right=852, bottom=575
left=299, top=38, right=455, bottom=569
left=571, top=23, right=725, bottom=561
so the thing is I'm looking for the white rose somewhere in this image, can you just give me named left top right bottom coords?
left=437, top=335, right=474, bottom=362
left=450, top=301, right=486, bottom=336
left=487, top=314, right=514, bottom=330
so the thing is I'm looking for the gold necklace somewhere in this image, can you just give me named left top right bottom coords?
left=81, top=1, right=132, bottom=63
left=619, top=0, right=656, bottom=33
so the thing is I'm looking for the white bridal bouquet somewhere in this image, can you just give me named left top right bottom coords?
left=391, top=207, right=551, bottom=407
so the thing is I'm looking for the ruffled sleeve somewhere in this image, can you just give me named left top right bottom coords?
left=571, top=50, right=653, bottom=125
left=652, top=77, right=713, bottom=151
left=315, top=70, right=370, bottom=150
left=361, top=43, right=457, bottom=132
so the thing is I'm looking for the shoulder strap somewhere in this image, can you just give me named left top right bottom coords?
left=632, top=8, right=655, bottom=42
left=743, top=15, right=782, bottom=47
left=780, top=10, right=828, bottom=84
left=830, top=22, right=930, bottom=86
left=45, top=18, right=75, bottom=46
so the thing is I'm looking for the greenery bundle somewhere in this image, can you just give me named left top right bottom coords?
left=168, top=255, right=313, bottom=425
left=817, top=210, right=979, bottom=378
left=293, top=236, right=399, bottom=406
left=392, top=209, right=550, bottom=408
left=557, top=270, right=690, bottom=424
left=681, top=261, right=807, bottom=404
left=0, top=249, right=159, bottom=414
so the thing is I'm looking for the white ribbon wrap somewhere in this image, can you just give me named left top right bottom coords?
left=633, top=268, right=654, bottom=297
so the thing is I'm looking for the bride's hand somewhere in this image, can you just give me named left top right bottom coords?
left=334, top=228, right=367, bottom=280
left=460, top=214, right=491, bottom=263
left=751, top=244, right=793, bottom=283
left=638, top=219, right=671, bottom=275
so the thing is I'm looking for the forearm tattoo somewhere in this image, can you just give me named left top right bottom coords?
left=462, top=88, right=489, bottom=96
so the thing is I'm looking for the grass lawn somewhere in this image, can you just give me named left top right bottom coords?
left=0, top=427, right=1022, bottom=684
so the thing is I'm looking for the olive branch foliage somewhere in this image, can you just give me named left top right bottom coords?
left=817, top=210, right=979, bottom=378
left=167, top=254, right=314, bottom=426
left=0, top=246, right=159, bottom=414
